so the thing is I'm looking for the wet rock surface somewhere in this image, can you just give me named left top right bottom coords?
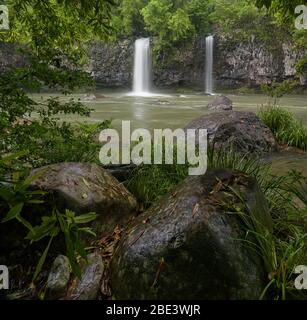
left=185, top=111, right=277, bottom=154
left=30, top=163, right=138, bottom=235
left=45, top=255, right=71, bottom=300
left=207, top=95, right=233, bottom=111
left=110, top=169, right=271, bottom=300
left=73, top=253, right=104, bottom=300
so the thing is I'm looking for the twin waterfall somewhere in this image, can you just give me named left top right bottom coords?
left=131, top=36, right=214, bottom=96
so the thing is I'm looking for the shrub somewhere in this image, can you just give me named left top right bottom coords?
left=259, top=106, right=307, bottom=151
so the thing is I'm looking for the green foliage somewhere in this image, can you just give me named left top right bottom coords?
left=0, top=153, right=97, bottom=282
left=261, top=80, right=298, bottom=104
left=167, top=8, right=195, bottom=42
left=0, top=2, right=113, bottom=167
left=218, top=170, right=307, bottom=300
left=210, top=0, right=284, bottom=45
left=140, top=0, right=195, bottom=55
left=125, top=143, right=188, bottom=207
left=296, top=54, right=307, bottom=76
left=3, top=0, right=116, bottom=49
left=110, top=0, right=294, bottom=63
left=111, top=0, right=148, bottom=38
left=186, top=0, right=214, bottom=34
left=259, top=106, right=307, bottom=151
left=27, top=208, right=97, bottom=281
left=0, top=69, right=112, bottom=166
left=255, top=0, right=307, bottom=18
left=0, top=0, right=114, bottom=288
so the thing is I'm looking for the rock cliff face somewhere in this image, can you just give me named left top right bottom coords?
left=89, top=36, right=304, bottom=89
left=0, top=36, right=304, bottom=89
left=88, top=40, right=134, bottom=88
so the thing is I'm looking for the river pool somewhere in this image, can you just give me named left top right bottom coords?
left=32, top=90, right=307, bottom=176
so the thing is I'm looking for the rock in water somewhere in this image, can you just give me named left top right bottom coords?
left=110, top=169, right=271, bottom=300
left=82, top=94, right=97, bottom=101
left=45, top=255, right=71, bottom=300
left=31, top=163, right=137, bottom=235
left=185, top=111, right=277, bottom=154
left=74, top=253, right=104, bottom=300
left=207, top=95, right=233, bottom=111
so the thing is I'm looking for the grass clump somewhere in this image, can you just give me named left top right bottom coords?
left=259, top=105, right=307, bottom=151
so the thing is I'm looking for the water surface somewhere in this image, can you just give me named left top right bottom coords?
left=32, top=90, right=307, bottom=176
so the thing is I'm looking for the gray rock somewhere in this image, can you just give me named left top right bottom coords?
left=184, top=111, right=277, bottom=154
left=45, top=255, right=71, bottom=300
left=82, top=94, right=97, bottom=101
left=208, top=95, right=233, bottom=111
left=156, top=100, right=171, bottom=105
left=74, top=253, right=104, bottom=300
left=300, top=75, right=307, bottom=86
left=110, top=169, right=272, bottom=300
left=31, top=163, right=138, bottom=236
left=104, top=163, right=137, bottom=182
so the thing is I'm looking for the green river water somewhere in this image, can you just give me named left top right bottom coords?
left=32, top=90, right=307, bottom=176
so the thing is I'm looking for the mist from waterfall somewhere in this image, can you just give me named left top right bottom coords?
left=205, top=35, right=214, bottom=95
left=132, top=38, right=152, bottom=96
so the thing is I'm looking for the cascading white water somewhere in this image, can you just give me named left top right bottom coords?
left=132, top=38, right=152, bottom=96
left=205, top=35, right=214, bottom=95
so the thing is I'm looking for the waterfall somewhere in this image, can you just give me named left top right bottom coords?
left=205, top=35, right=214, bottom=95
left=132, top=38, right=152, bottom=96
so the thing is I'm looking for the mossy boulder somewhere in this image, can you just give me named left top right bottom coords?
left=110, top=169, right=271, bottom=300
left=30, top=163, right=138, bottom=236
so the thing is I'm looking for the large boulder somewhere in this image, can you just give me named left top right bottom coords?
left=207, top=95, right=233, bottom=111
left=185, top=111, right=277, bottom=154
left=110, top=169, right=271, bottom=300
left=31, top=163, right=138, bottom=235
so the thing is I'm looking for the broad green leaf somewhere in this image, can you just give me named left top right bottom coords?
left=74, top=212, right=97, bottom=224
left=0, top=188, right=15, bottom=202
left=2, top=203, right=24, bottom=223
left=78, top=227, right=96, bottom=237
left=16, top=215, right=34, bottom=233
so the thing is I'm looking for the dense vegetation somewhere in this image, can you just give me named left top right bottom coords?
left=0, top=0, right=306, bottom=300
left=0, top=0, right=116, bottom=293
left=109, top=0, right=307, bottom=69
